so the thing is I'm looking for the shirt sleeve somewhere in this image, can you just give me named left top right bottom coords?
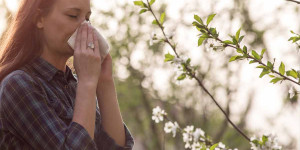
left=0, top=72, right=97, bottom=150
left=94, top=123, right=134, bottom=150
left=94, top=97, right=134, bottom=150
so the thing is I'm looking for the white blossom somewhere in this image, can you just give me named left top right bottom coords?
left=193, top=128, right=205, bottom=142
left=182, top=125, right=194, bottom=149
left=166, top=32, right=175, bottom=39
left=173, top=57, right=184, bottom=65
left=164, top=121, right=179, bottom=137
left=204, top=38, right=225, bottom=52
left=250, top=134, right=282, bottom=150
left=171, top=56, right=189, bottom=85
left=191, top=142, right=202, bottom=150
left=150, top=31, right=158, bottom=46
left=151, top=106, right=167, bottom=123
left=184, top=125, right=194, bottom=133
left=218, top=142, right=225, bottom=149
left=288, top=88, right=295, bottom=99
left=205, top=39, right=215, bottom=52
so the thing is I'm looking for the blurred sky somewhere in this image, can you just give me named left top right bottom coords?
left=0, top=0, right=299, bottom=149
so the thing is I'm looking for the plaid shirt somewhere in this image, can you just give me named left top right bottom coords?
left=0, top=57, right=134, bottom=150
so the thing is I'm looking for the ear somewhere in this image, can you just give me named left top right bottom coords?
left=34, top=9, right=44, bottom=29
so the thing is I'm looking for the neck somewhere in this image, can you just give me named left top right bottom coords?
left=40, top=49, right=70, bottom=73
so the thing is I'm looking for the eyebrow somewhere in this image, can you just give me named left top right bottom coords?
left=67, top=8, right=92, bottom=15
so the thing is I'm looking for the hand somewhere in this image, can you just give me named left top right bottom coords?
left=97, top=53, right=113, bottom=84
left=73, top=22, right=102, bottom=87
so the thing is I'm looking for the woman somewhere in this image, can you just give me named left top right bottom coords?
left=0, top=0, right=134, bottom=149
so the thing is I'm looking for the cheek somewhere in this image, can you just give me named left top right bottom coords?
left=44, top=16, right=77, bottom=45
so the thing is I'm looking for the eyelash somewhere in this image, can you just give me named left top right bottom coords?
left=68, top=15, right=77, bottom=19
left=68, top=15, right=89, bottom=21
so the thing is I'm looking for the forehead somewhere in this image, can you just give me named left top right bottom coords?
left=54, top=0, right=91, bottom=12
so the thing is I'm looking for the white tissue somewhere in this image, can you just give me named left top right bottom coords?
left=67, top=20, right=110, bottom=63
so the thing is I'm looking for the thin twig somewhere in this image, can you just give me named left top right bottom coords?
left=286, top=0, right=300, bottom=4
left=206, top=29, right=300, bottom=86
left=146, top=0, right=251, bottom=142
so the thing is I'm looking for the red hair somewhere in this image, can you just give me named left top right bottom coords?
left=0, top=0, right=57, bottom=82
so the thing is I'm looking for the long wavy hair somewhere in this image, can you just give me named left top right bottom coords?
left=0, top=0, right=57, bottom=82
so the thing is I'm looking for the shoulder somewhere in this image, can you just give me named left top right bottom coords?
left=0, top=69, right=44, bottom=111
left=1, top=69, right=34, bottom=85
left=0, top=69, right=37, bottom=94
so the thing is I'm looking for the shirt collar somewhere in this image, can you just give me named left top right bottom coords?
left=28, top=57, right=77, bottom=82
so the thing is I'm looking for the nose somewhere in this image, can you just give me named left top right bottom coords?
left=77, top=19, right=90, bottom=29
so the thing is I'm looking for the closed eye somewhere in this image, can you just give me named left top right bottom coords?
left=68, top=15, right=89, bottom=21
left=68, top=15, right=77, bottom=19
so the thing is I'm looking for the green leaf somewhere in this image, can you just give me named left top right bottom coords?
left=139, top=9, right=148, bottom=14
left=133, top=1, right=147, bottom=7
left=262, top=135, right=268, bottom=144
left=152, top=20, right=158, bottom=25
left=259, top=69, right=270, bottom=78
left=232, top=37, right=238, bottom=45
left=164, top=53, right=175, bottom=62
left=243, top=46, right=248, bottom=53
left=149, top=0, right=156, bottom=5
left=291, top=30, right=295, bottom=34
left=160, top=12, right=165, bottom=24
left=236, top=27, right=241, bottom=41
left=260, top=49, right=266, bottom=58
left=289, top=37, right=300, bottom=43
left=210, top=143, right=219, bottom=150
left=251, top=139, right=260, bottom=145
left=182, top=64, right=187, bottom=72
left=269, top=74, right=275, bottom=78
left=270, top=77, right=283, bottom=84
left=287, top=70, right=298, bottom=79
left=209, top=28, right=218, bottom=37
left=249, top=60, right=256, bottom=64
left=206, top=14, right=216, bottom=25
left=229, top=55, right=244, bottom=62
left=267, top=61, right=273, bottom=70
left=251, top=50, right=261, bottom=60
left=239, top=35, right=245, bottom=43
left=199, top=29, right=207, bottom=34
left=186, top=58, right=191, bottom=64
left=279, top=62, right=285, bottom=75
left=134, top=1, right=143, bottom=6
left=198, top=37, right=205, bottom=46
left=297, top=71, right=300, bottom=79
left=256, top=65, right=268, bottom=69
left=288, top=37, right=295, bottom=42
left=194, top=15, right=204, bottom=25
left=237, top=48, right=243, bottom=54
left=192, top=21, right=205, bottom=29
left=223, top=40, right=233, bottom=44
left=201, top=34, right=210, bottom=38
left=177, top=73, right=186, bottom=80
left=229, top=56, right=238, bottom=62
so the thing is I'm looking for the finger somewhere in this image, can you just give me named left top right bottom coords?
left=80, top=23, right=88, bottom=51
left=75, top=25, right=83, bottom=52
left=93, top=29, right=100, bottom=58
left=87, top=23, right=94, bottom=51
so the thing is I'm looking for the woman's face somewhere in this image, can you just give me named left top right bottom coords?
left=37, top=0, right=91, bottom=57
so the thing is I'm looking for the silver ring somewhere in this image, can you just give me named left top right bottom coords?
left=87, top=42, right=95, bottom=49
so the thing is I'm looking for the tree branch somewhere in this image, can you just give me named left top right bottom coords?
left=146, top=0, right=251, bottom=142
left=286, top=0, right=300, bottom=4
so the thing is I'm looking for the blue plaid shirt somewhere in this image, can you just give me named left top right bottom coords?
left=0, top=57, right=134, bottom=150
